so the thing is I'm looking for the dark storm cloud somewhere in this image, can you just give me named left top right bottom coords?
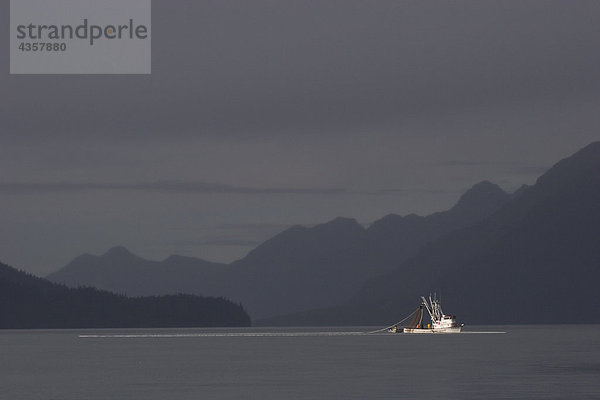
left=2, top=1, right=600, bottom=143
left=0, top=181, right=347, bottom=195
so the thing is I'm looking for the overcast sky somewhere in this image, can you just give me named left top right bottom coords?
left=1, top=0, right=599, bottom=275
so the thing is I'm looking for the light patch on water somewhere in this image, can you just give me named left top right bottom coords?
left=79, top=330, right=505, bottom=338
left=79, top=331, right=366, bottom=338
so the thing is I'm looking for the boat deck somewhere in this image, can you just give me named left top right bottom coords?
left=403, top=328, right=434, bottom=334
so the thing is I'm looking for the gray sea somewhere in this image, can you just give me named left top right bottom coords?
left=2, top=325, right=599, bottom=399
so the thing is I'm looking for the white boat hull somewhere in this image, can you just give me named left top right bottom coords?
left=403, top=326, right=462, bottom=334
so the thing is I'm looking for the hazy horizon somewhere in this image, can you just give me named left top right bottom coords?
left=36, top=177, right=520, bottom=271
left=4, top=175, right=537, bottom=276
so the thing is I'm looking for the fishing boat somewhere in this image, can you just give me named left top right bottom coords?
left=388, top=294, right=464, bottom=334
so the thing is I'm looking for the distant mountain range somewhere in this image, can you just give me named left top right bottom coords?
left=46, top=142, right=600, bottom=325
left=0, top=261, right=250, bottom=328
left=262, top=141, right=600, bottom=325
left=48, top=178, right=512, bottom=319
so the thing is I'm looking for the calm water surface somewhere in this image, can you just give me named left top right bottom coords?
left=2, top=325, right=599, bottom=399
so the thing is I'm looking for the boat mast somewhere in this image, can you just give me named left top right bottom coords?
left=421, top=294, right=442, bottom=324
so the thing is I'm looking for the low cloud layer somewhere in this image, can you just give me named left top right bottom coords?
left=0, top=180, right=347, bottom=195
